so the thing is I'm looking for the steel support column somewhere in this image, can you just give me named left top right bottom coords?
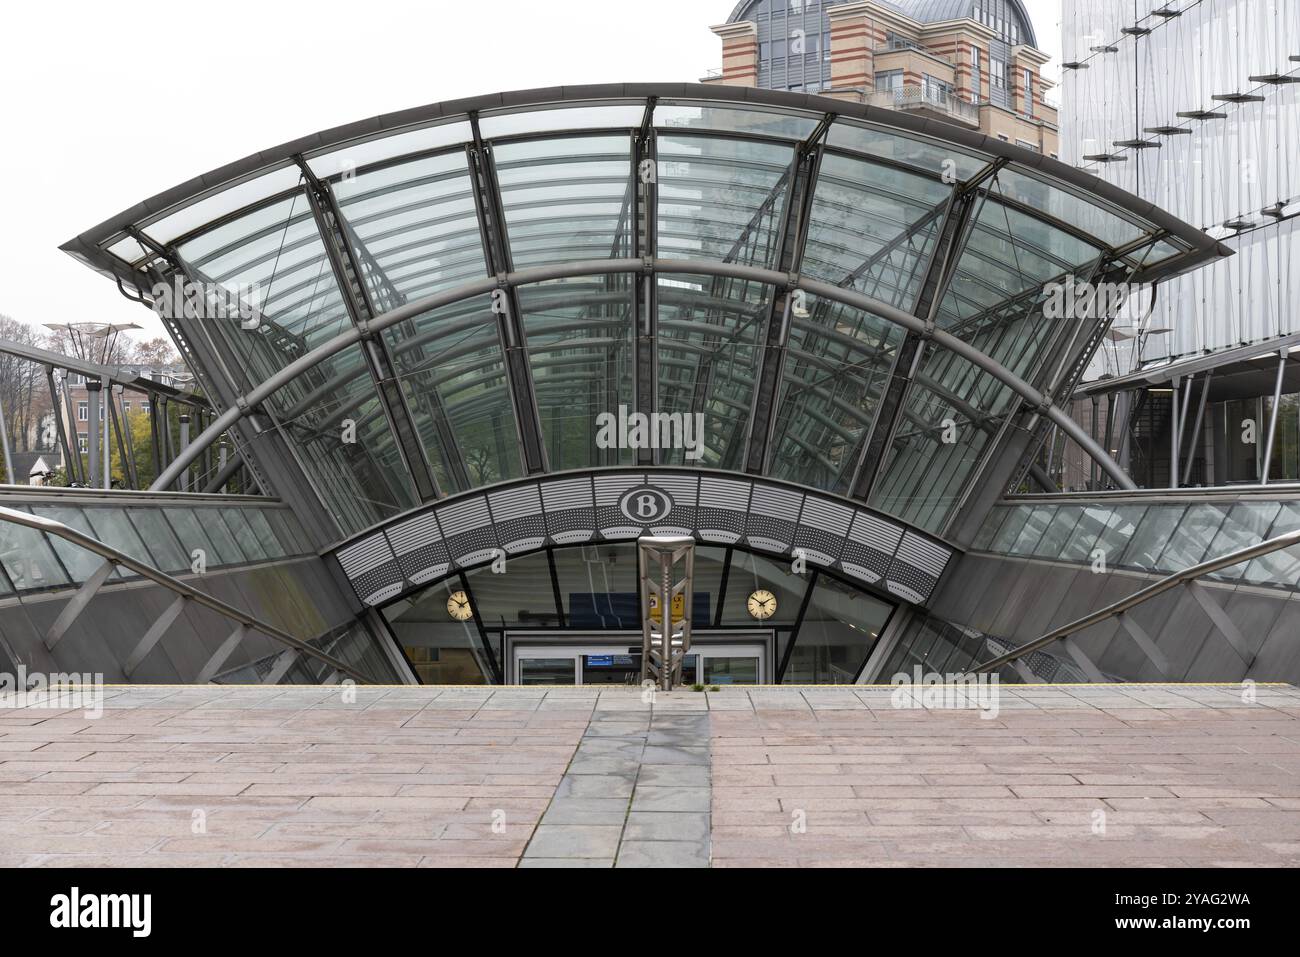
left=85, top=379, right=102, bottom=489
left=1261, top=352, right=1287, bottom=485
left=632, top=100, right=658, bottom=467
left=466, top=115, right=548, bottom=475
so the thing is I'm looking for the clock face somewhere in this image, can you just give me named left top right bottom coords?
left=747, top=589, right=777, bottom=621
left=446, top=590, right=473, bottom=621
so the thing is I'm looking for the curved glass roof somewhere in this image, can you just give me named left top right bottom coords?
left=63, top=84, right=1227, bottom=542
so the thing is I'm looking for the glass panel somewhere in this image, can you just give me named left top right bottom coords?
left=495, top=135, right=632, bottom=268
left=1091, top=505, right=1148, bottom=562
left=268, top=343, right=418, bottom=534
left=29, top=506, right=119, bottom=582
left=553, top=544, right=638, bottom=628
left=518, top=278, right=634, bottom=471
left=242, top=509, right=285, bottom=558
left=1155, top=504, right=1230, bottom=571
left=331, top=150, right=485, bottom=307
left=936, top=194, right=1101, bottom=329
left=178, top=190, right=351, bottom=398
left=826, top=120, right=989, bottom=179
left=0, top=517, right=68, bottom=591
left=83, top=507, right=156, bottom=576
left=1060, top=505, right=1113, bottom=561
left=784, top=575, right=893, bottom=684
left=721, top=551, right=810, bottom=626
left=869, top=347, right=1015, bottom=534
left=147, top=165, right=304, bottom=245
left=768, top=296, right=902, bottom=492
left=262, top=508, right=308, bottom=556
left=386, top=296, right=522, bottom=491
left=655, top=102, right=821, bottom=140
left=1030, top=506, right=1083, bottom=559
left=703, top=656, right=759, bottom=685
left=177, top=507, right=240, bottom=565
left=519, top=658, right=577, bottom=686
left=993, top=168, right=1147, bottom=248
left=463, top=552, right=559, bottom=629
left=127, top=508, right=189, bottom=573
left=219, top=509, right=267, bottom=562
left=1009, top=505, right=1056, bottom=554
left=656, top=273, right=771, bottom=468
left=1119, top=505, right=1186, bottom=571
left=656, top=134, right=794, bottom=268
left=1207, top=502, right=1283, bottom=581
left=1244, top=503, right=1300, bottom=586
left=481, top=104, right=645, bottom=138
left=306, top=121, right=474, bottom=179
left=802, top=151, right=950, bottom=311
left=162, top=507, right=219, bottom=566
left=381, top=579, right=494, bottom=685
left=989, top=505, right=1033, bottom=552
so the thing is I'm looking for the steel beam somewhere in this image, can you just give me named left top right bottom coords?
left=123, top=594, right=187, bottom=676
left=85, top=379, right=102, bottom=489
left=195, top=624, right=249, bottom=683
left=43, top=561, right=115, bottom=650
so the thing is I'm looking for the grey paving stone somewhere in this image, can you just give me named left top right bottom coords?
left=524, top=825, right=622, bottom=859
left=566, top=757, right=643, bottom=776
left=641, top=745, right=709, bottom=766
left=631, top=787, right=711, bottom=812
left=555, top=775, right=636, bottom=799
left=617, top=840, right=709, bottom=868
left=638, top=764, right=711, bottom=787
left=541, top=797, right=630, bottom=826
left=519, top=857, right=614, bottom=868
left=623, top=811, right=711, bottom=842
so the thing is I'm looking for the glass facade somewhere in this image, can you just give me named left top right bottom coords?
left=73, top=87, right=1216, bottom=545
left=974, top=497, right=1300, bottom=590
left=0, top=499, right=312, bottom=594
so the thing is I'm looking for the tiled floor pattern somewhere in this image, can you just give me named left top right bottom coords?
left=0, top=684, right=1297, bottom=867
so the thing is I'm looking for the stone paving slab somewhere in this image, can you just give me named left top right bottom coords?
left=0, top=684, right=1297, bottom=866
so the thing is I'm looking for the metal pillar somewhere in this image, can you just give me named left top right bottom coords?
left=86, top=379, right=102, bottom=489
left=178, top=413, right=191, bottom=492
left=1182, top=370, right=1212, bottom=486
left=45, top=367, right=78, bottom=484
left=638, top=535, right=696, bottom=691
left=1261, top=351, right=1287, bottom=485
left=0, top=387, right=12, bottom=485
left=1169, top=375, right=1179, bottom=489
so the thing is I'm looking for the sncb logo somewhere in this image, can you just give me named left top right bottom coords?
left=618, top=487, right=673, bottom=523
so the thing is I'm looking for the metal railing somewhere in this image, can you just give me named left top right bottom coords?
left=0, top=506, right=370, bottom=684
left=974, top=527, right=1300, bottom=674
left=866, top=86, right=980, bottom=124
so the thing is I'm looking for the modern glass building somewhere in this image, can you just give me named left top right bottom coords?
left=0, top=83, right=1233, bottom=687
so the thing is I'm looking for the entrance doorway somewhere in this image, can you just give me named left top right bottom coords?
left=508, top=632, right=770, bottom=686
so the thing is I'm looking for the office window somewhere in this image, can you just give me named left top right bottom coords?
left=875, top=69, right=903, bottom=92
left=77, top=401, right=87, bottom=422
left=1024, top=69, right=1034, bottom=116
left=77, top=435, right=88, bottom=453
left=1016, top=139, right=1040, bottom=152
left=141, top=402, right=151, bottom=414
left=991, top=58, right=1007, bottom=89
left=970, top=46, right=981, bottom=103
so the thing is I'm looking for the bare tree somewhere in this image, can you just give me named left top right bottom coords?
left=0, top=315, right=53, bottom=452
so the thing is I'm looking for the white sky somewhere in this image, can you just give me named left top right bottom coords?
left=0, top=0, right=1061, bottom=341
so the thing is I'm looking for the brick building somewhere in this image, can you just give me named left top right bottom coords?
left=707, top=0, right=1058, bottom=156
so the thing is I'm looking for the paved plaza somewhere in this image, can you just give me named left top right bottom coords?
left=0, top=684, right=1298, bottom=867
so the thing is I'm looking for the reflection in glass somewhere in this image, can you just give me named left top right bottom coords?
left=769, top=297, right=901, bottom=492
left=382, top=579, right=494, bottom=684
left=519, top=657, right=577, bottom=686
left=785, top=575, right=893, bottom=684
left=518, top=278, right=633, bottom=471
left=657, top=274, right=771, bottom=468
left=386, top=296, right=522, bottom=491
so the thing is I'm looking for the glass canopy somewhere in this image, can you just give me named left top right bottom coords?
left=63, top=85, right=1226, bottom=542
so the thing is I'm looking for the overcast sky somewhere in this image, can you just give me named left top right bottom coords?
left=0, top=0, right=1061, bottom=340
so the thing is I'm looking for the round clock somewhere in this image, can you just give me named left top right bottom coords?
left=446, top=590, right=473, bottom=621
left=747, top=589, right=777, bottom=621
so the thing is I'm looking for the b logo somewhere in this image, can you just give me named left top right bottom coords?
left=618, top=486, right=673, bottom=523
